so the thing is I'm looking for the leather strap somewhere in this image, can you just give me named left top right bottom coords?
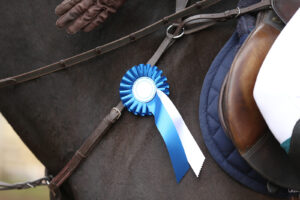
left=148, top=0, right=189, bottom=67
left=49, top=102, right=124, bottom=192
left=142, top=0, right=272, bottom=66
left=147, top=36, right=174, bottom=67
left=49, top=0, right=192, bottom=192
left=0, top=0, right=220, bottom=89
left=49, top=0, right=195, bottom=195
left=1, top=0, right=274, bottom=196
left=0, top=0, right=273, bottom=89
left=180, top=0, right=272, bottom=29
left=176, top=0, right=189, bottom=12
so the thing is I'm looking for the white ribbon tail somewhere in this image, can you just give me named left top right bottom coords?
left=157, top=90, right=205, bottom=176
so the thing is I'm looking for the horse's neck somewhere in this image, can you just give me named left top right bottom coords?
left=0, top=0, right=175, bottom=171
left=0, top=0, right=242, bottom=199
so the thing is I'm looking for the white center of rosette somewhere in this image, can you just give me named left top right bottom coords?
left=132, top=77, right=157, bottom=102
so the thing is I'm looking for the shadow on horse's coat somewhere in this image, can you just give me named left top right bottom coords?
left=0, top=0, right=278, bottom=199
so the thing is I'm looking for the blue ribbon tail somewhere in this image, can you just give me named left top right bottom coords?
left=147, top=94, right=190, bottom=182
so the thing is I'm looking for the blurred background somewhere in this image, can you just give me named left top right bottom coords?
left=0, top=113, right=49, bottom=200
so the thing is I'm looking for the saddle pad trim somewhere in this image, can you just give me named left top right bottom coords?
left=199, top=31, right=288, bottom=197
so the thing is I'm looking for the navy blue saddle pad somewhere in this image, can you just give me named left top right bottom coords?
left=198, top=11, right=289, bottom=198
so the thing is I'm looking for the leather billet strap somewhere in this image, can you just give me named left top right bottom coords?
left=0, top=0, right=273, bottom=89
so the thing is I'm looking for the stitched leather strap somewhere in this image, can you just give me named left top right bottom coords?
left=0, top=0, right=219, bottom=89
left=48, top=0, right=195, bottom=195
left=0, top=0, right=272, bottom=89
left=148, top=0, right=189, bottom=66
left=182, top=0, right=272, bottom=26
left=49, top=102, right=124, bottom=192
left=1, top=0, right=274, bottom=196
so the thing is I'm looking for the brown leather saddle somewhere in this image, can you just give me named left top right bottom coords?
left=272, top=0, right=300, bottom=23
left=219, top=3, right=300, bottom=191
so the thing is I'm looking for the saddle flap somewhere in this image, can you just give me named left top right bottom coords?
left=272, top=0, right=300, bottom=23
left=219, top=10, right=300, bottom=190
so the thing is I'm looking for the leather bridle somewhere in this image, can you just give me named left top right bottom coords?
left=0, top=0, right=273, bottom=197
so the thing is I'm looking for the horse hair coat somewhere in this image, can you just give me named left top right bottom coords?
left=0, top=0, right=278, bottom=199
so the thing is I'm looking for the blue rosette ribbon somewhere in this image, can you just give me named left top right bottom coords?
left=120, top=64, right=205, bottom=182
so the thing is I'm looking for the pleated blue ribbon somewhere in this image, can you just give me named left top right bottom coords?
left=147, top=93, right=190, bottom=181
left=120, top=64, right=205, bottom=182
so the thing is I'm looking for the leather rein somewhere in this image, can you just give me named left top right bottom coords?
left=0, top=0, right=273, bottom=196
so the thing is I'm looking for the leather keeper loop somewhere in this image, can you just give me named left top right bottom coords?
left=95, top=47, right=102, bottom=54
left=76, top=150, right=87, bottom=159
left=195, top=1, right=204, bottom=9
left=129, top=34, right=136, bottom=41
left=163, top=17, right=169, bottom=24
left=112, top=107, right=122, bottom=119
left=59, top=60, right=66, bottom=68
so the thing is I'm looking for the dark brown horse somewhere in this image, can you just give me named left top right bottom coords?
left=0, top=0, right=278, bottom=199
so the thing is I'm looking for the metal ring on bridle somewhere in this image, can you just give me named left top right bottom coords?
left=166, top=24, right=185, bottom=39
left=235, top=7, right=241, bottom=18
